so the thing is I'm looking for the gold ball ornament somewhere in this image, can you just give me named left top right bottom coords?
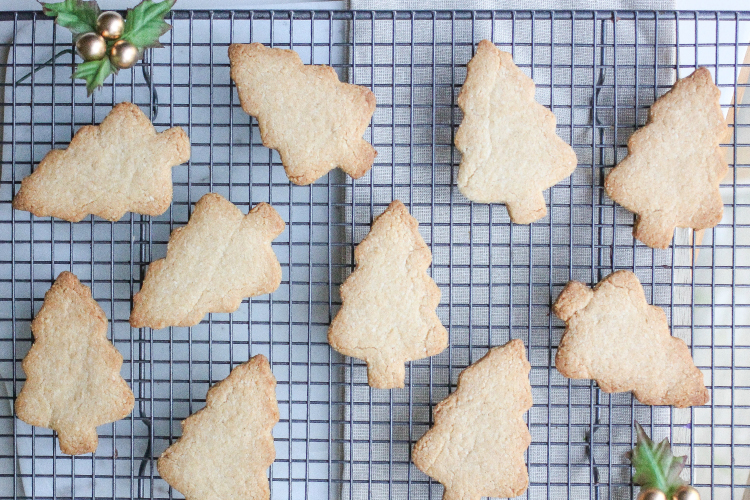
left=96, top=11, right=125, bottom=40
left=638, top=489, right=668, bottom=500
left=75, top=32, right=107, bottom=61
left=109, top=40, right=139, bottom=70
left=672, top=486, right=700, bottom=500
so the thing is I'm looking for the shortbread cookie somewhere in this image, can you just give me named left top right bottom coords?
left=157, top=355, right=279, bottom=500
left=130, top=193, right=284, bottom=329
left=455, top=40, right=577, bottom=223
left=328, top=200, right=447, bottom=389
left=553, top=270, right=709, bottom=407
left=12, top=102, right=190, bottom=222
left=605, top=67, right=728, bottom=249
left=412, top=339, right=532, bottom=500
left=228, top=43, right=377, bottom=185
left=15, top=272, right=134, bottom=455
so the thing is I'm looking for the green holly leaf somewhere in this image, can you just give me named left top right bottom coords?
left=627, top=422, right=687, bottom=498
left=120, top=0, right=175, bottom=50
left=72, top=57, right=116, bottom=95
left=41, top=0, right=100, bottom=36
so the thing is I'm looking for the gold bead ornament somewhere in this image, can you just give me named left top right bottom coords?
left=672, top=486, right=701, bottom=500
left=109, top=40, right=139, bottom=70
left=96, top=11, right=125, bottom=40
left=638, top=489, right=668, bottom=500
left=75, top=32, right=107, bottom=61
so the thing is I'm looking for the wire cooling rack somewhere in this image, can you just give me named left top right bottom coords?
left=0, top=8, right=748, bottom=500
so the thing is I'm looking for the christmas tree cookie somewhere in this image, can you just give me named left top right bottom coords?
left=553, top=270, right=709, bottom=407
left=228, top=43, right=377, bottom=185
left=328, top=200, right=448, bottom=389
left=157, top=355, right=279, bottom=500
left=15, top=272, right=134, bottom=455
left=130, top=193, right=285, bottom=329
left=605, top=67, right=728, bottom=249
left=412, top=339, right=533, bottom=500
left=455, top=40, right=577, bottom=223
left=13, top=102, right=190, bottom=222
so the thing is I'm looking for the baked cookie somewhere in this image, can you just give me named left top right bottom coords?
left=412, top=339, right=532, bottom=500
left=328, top=200, right=448, bottom=389
left=553, top=270, right=709, bottom=407
left=604, top=67, right=728, bottom=249
left=228, top=43, right=377, bottom=185
left=15, top=272, right=134, bottom=455
left=157, top=355, right=279, bottom=500
left=12, top=102, right=190, bottom=222
left=130, top=193, right=284, bottom=329
left=455, top=39, right=577, bottom=223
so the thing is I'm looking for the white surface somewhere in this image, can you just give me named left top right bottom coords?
left=0, top=0, right=343, bottom=9
left=0, top=1, right=347, bottom=50
left=0, top=2, right=748, bottom=499
left=0, top=0, right=749, bottom=9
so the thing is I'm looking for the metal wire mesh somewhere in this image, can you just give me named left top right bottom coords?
left=0, top=8, right=748, bottom=500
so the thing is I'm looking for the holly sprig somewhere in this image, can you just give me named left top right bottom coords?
left=627, top=422, right=688, bottom=498
left=41, top=0, right=175, bottom=94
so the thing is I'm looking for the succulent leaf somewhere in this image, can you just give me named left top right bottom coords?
left=627, top=422, right=687, bottom=498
